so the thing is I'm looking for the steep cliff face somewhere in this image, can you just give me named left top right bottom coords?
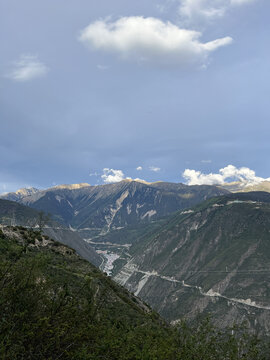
left=114, top=192, right=270, bottom=334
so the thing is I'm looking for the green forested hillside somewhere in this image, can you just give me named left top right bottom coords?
left=0, top=226, right=268, bottom=359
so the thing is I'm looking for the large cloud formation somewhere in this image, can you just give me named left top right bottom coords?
left=79, top=16, right=232, bottom=67
left=6, top=54, right=49, bottom=82
left=101, top=168, right=125, bottom=183
left=183, top=165, right=270, bottom=186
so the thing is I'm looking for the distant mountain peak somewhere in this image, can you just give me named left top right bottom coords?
left=15, top=187, right=40, bottom=196
left=219, top=180, right=270, bottom=193
left=123, top=178, right=152, bottom=185
left=51, top=183, right=91, bottom=190
left=0, top=187, right=40, bottom=201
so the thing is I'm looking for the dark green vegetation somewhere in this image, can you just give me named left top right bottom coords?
left=0, top=199, right=42, bottom=227
left=114, top=192, right=270, bottom=334
left=0, top=226, right=269, bottom=359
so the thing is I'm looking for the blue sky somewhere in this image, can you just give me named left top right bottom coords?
left=1, top=0, right=269, bottom=192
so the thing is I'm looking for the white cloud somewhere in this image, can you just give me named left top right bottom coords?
left=178, top=0, right=257, bottom=22
left=101, top=168, right=125, bottom=183
left=6, top=54, right=49, bottom=82
left=183, top=165, right=270, bottom=186
left=179, top=0, right=226, bottom=21
left=136, top=166, right=143, bottom=171
left=149, top=166, right=161, bottom=172
left=231, top=0, right=256, bottom=5
left=79, top=16, right=232, bottom=68
left=101, top=168, right=148, bottom=184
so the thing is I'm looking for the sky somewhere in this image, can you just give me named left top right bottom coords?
left=1, top=0, right=270, bottom=192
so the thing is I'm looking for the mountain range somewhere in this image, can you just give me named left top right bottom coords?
left=1, top=180, right=270, bottom=334
left=0, top=180, right=229, bottom=272
left=0, top=180, right=229, bottom=237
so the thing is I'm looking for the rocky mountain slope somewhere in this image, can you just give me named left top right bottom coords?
left=1, top=186, right=40, bottom=201
left=114, top=192, right=270, bottom=335
left=0, top=199, right=101, bottom=267
left=1, top=180, right=229, bottom=238
left=0, top=181, right=230, bottom=273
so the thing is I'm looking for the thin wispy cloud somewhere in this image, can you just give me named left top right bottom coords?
left=231, top=0, right=257, bottom=5
left=183, top=165, right=270, bottom=186
left=79, top=16, right=232, bottom=68
left=136, top=166, right=143, bottom=171
left=89, top=171, right=100, bottom=177
left=6, top=54, right=49, bottom=82
left=149, top=166, right=161, bottom=172
left=178, top=0, right=258, bottom=23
